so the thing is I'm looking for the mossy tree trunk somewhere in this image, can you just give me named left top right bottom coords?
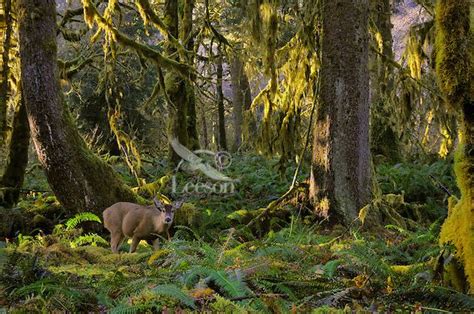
left=18, top=0, right=136, bottom=214
left=0, top=98, right=29, bottom=207
left=0, top=0, right=13, bottom=141
left=180, top=0, right=199, bottom=150
left=230, top=55, right=253, bottom=152
left=309, top=0, right=371, bottom=225
left=435, top=0, right=473, bottom=293
left=216, top=50, right=227, bottom=151
left=369, top=0, right=401, bottom=162
left=165, top=0, right=188, bottom=161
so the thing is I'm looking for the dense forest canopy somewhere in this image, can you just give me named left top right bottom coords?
left=0, top=0, right=473, bottom=311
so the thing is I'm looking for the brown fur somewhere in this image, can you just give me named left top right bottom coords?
left=103, top=199, right=182, bottom=253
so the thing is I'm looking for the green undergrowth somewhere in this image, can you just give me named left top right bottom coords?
left=2, top=156, right=472, bottom=311
left=1, top=216, right=473, bottom=312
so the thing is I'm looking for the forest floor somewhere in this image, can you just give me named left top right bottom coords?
left=1, top=154, right=473, bottom=312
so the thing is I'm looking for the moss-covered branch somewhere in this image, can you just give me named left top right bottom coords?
left=81, top=0, right=192, bottom=79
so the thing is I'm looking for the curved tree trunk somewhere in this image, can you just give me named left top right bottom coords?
left=309, top=0, right=371, bottom=224
left=0, top=99, right=29, bottom=207
left=18, top=0, right=136, bottom=214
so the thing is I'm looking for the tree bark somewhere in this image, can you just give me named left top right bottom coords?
left=165, top=0, right=189, bottom=162
left=230, top=57, right=243, bottom=151
left=18, top=0, right=136, bottom=214
left=216, top=51, right=227, bottom=151
left=309, top=0, right=371, bottom=224
left=180, top=0, right=199, bottom=150
left=0, top=99, right=29, bottom=207
left=0, top=0, right=13, bottom=139
left=230, top=55, right=253, bottom=151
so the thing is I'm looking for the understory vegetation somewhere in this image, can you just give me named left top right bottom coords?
left=1, top=156, right=473, bottom=312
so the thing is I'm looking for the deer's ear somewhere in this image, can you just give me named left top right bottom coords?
left=153, top=197, right=165, bottom=212
left=173, top=200, right=184, bottom=210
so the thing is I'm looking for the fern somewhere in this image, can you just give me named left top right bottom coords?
left=70, top=233, right=108, bottom=248
left=151, top=284, right=196, bottom=309
left=12, top=278, right=83, bottom=303
left=65, top=212, right=102, bottom=230
left=341, top=243, right=392, bottom=278
left=182, top=266, right=248, bottom=298
left=110, top=303, right=146, bottom=314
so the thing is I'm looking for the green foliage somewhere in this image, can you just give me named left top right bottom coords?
left=377, top=161, right=457, bottom=202
left=65, top=212, right=102, bottom=230
left=152, top=284, right=196, bottom=309
left=5, top=154, right=474, bottom=311
left=70, top=233, right=108, bottom=248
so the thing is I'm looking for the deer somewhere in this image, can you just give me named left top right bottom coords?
left=103, top=197, right=183, bottom=253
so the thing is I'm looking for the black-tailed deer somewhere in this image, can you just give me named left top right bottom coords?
left=103, top=198, right=183, bottom=253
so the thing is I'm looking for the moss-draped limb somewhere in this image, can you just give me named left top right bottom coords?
left=135, top=0, right=187, bottom=58
left=80, top=0, right=192, bottom=79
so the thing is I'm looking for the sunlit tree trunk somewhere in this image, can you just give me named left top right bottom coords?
left=216, top=51, right=227, bottom=151
left=435, top=0, right=473, bottom=293
left=0, top=0, right=12, bottom=141
left=309, top=0, right=371, bottom=224
left=18, top=0, right=136, bottom=214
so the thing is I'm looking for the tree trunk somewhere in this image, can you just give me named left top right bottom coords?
left=369, top=0, right=401, bottom=162
left=230, top=55, right=254, bottom=151
left=216, top=51, right=227, bottom=151
left=435, top=0, right=473, bottom=293
left=18, top=0, right=136, bottom=214
left=200, top=105, right=208, bottom=149
left=309, top=0, right=371, bottom=224
left=0, top=99, right=29, bottom=207
left=180, top=0, right=199, bottom=150
left=0, top=0, right=13, bottom=140
left=165, top=0, right=189, bottom=162
left=230, top=57, right=243, bottom=151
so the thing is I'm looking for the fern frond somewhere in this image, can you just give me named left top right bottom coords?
left=65, top=212, right=102, bottom=230
left=70, top=233, right=108, bottom=248
left=151, top=284, right=196, bottom=309
left=183, top=266, right=248, bottom=298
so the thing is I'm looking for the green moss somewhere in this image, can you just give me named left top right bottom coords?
left=435, top=0, right=471, bottom=110
left=439, top=148, right=474, bottom=292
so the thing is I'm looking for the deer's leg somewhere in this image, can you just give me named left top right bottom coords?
left=152, top=238, right=160, bottom=250
left=110, top=232, right=124, bottom=254
left=129, top=236, right=140, bottom=253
